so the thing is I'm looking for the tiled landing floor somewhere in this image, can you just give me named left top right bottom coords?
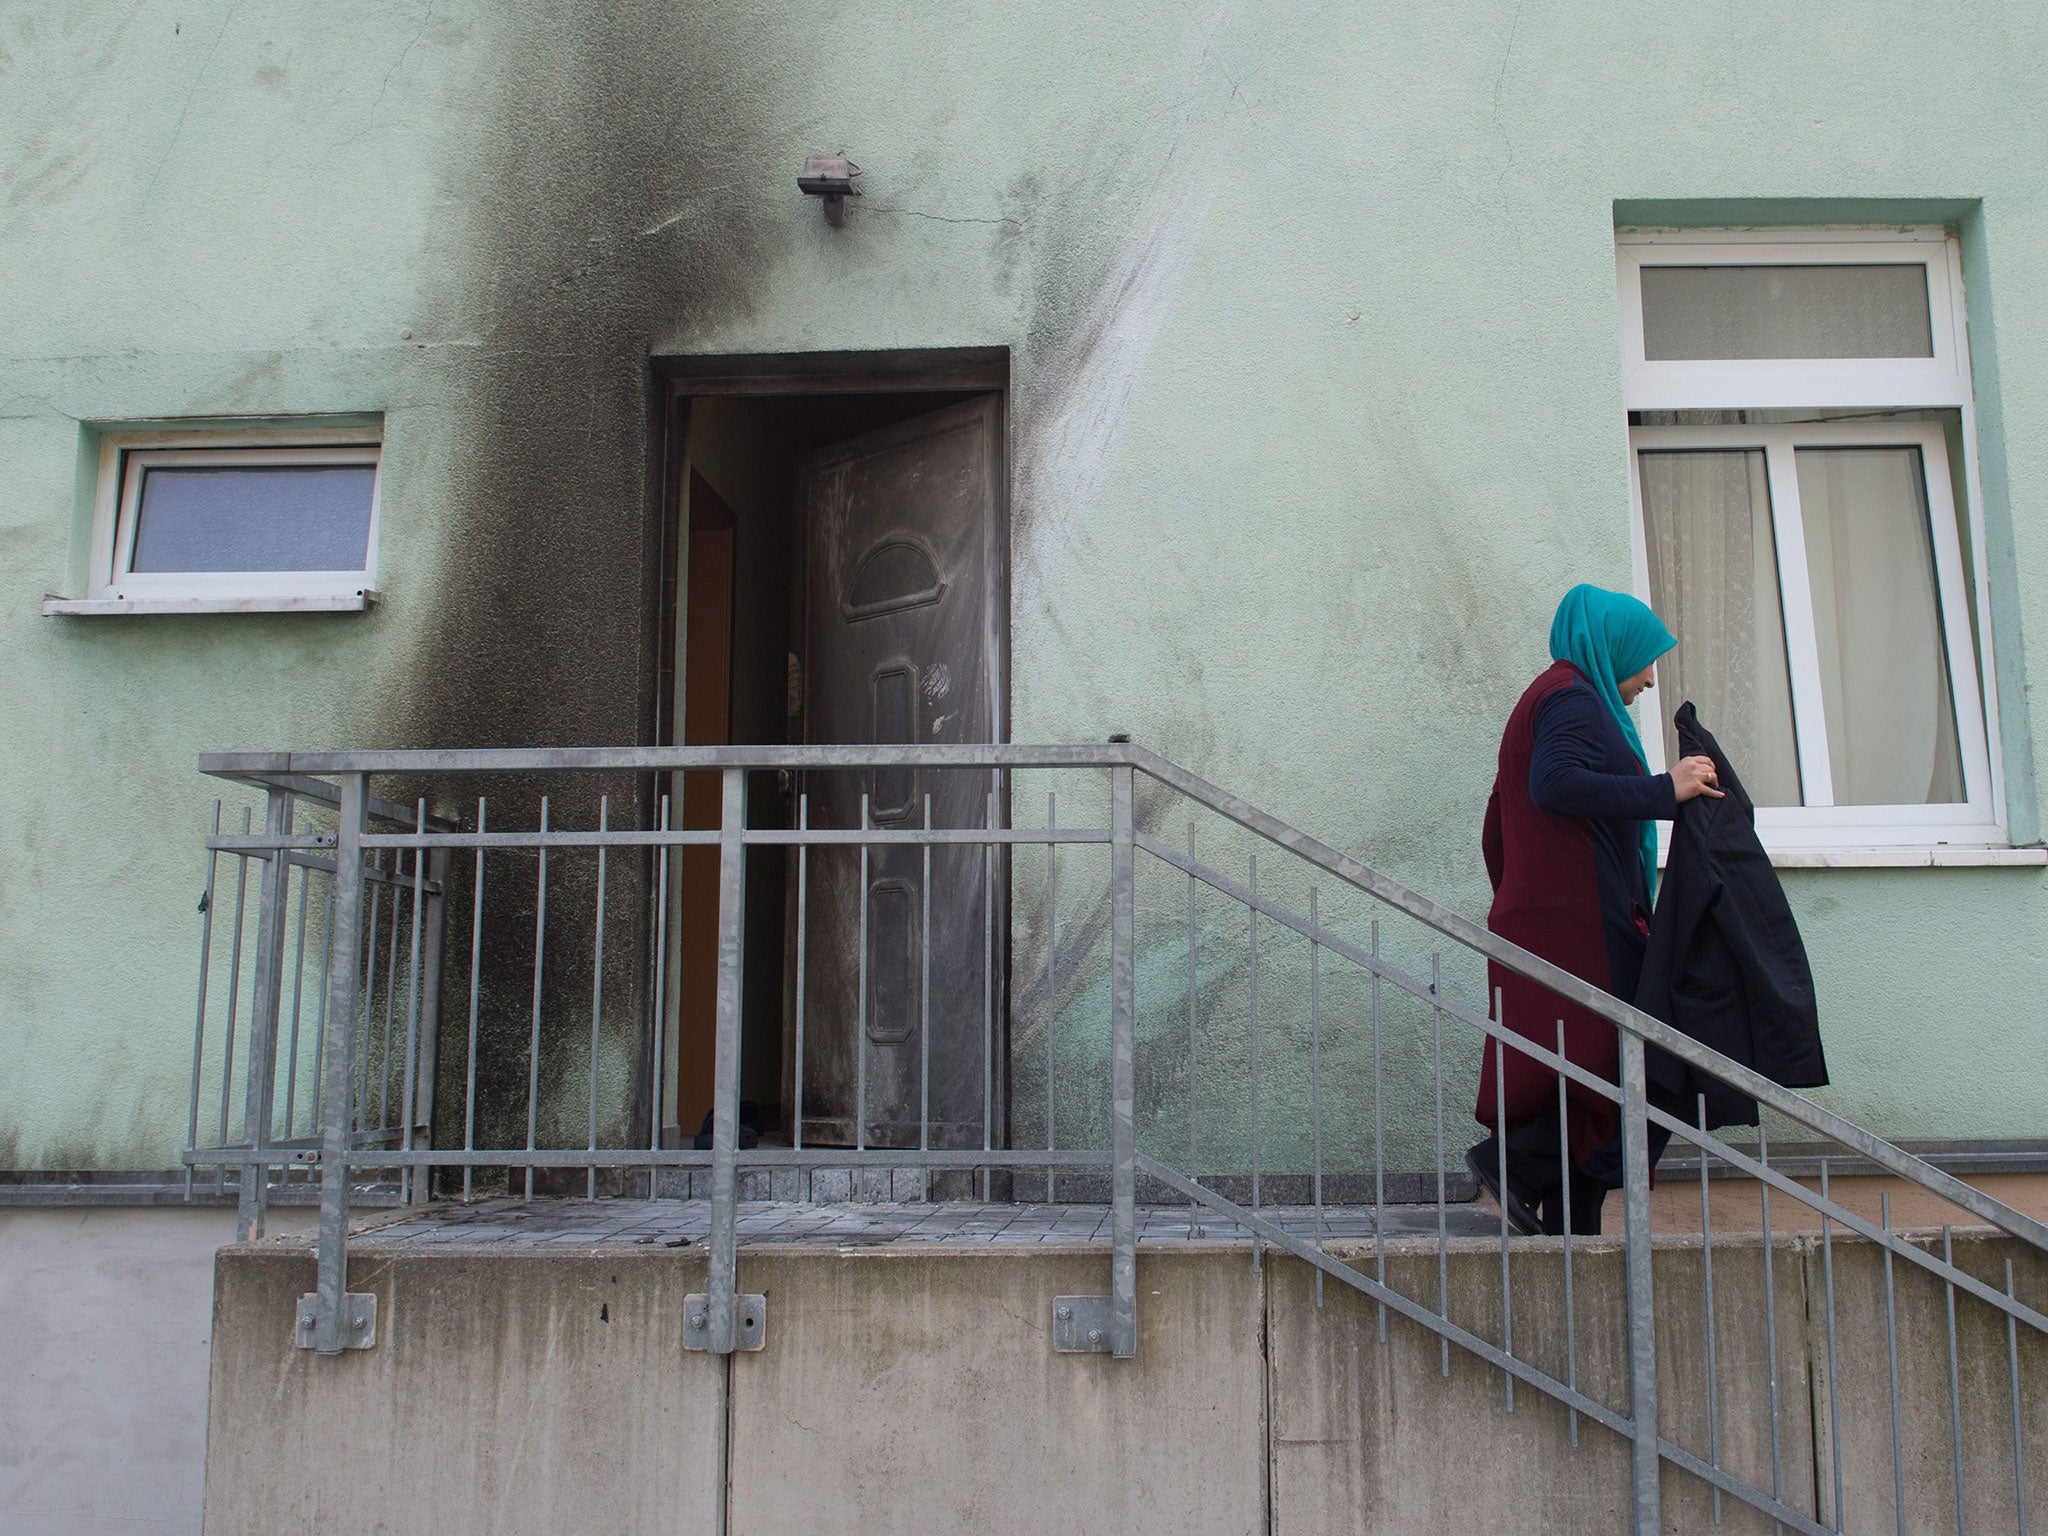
left=348, top=1197, right=1498, bottom=1249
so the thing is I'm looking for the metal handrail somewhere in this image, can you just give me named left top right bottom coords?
left=1130, top=745, right=2048, bottom=1253
left=202, top=739, right=2048, bottom=1248
left=187, top=741, right=2044, bottom=1533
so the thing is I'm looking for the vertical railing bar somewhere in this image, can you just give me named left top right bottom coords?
left=1310, top=889, right=1324, bottom=1308
left=1942, top=1225, right=1967, bottom=1536
left=587, top=795, right=609, bottom=1202
left=857, top=791, right=870, bottom=1155
left=283, top=860, right=311, bottom=1139
left=1819, top=1159, right=1844, bottom=1534
left=186, top=800, right=223, bottom=1201
left=378, top=841, right=402, bottom=1133
left=1248, top=853, right=1260, bottom=1275
left=356, top=868, right=380, bottom=1136
left=1760, top=1119, right=1784, bottom=1536
left=399, top=798, right=427, bottom=1206
left=219, top=807, right=253, bottom=1189
left=310, top=774, right=369, bottom=1354
left=416, top=843, right=446, bottom=1209
left=920, top=793, right=932, bottom=1202
left=1619, top=1029, right=1661, bottom=1535
left=310, top=863, right=336, bottom=1141
left=1698, top=1094, right=1723, bottom=1522
left=2006, top=1257, right=2029, bottom=1536
left=982, top=787, right=995, bottom=1204
left=464, top=798, right=486, bottom=1203
left=1108, top=763, right=1138, bottom=1359
left=1559, top=1020, right=1578, bottom=1446
left=792, top=792, right=807, bottom=1156
left=1044, top=790, right=1056, bottom=1191
left=1186, top=822, right=1199, bottom=1206
left=1493, top=996, right=1512, bottom=1413
left=1433, top=950, right=1448, bottom=1376
left=238, top=790, right=292, bottom=1239
left=1883, top=1190, right=1906, bottom=1536
left=706, top=767, right=748, bottom=1353
left=526, top=795, right=549, bottom=1201
left=1372, top=920, right=1385, bottom=1341
left=648, top=793, right=669, bottom=1195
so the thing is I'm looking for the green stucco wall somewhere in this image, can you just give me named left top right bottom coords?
left=3, top=1, right=2046, bottom=1172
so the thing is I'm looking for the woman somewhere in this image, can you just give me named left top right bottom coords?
left=1468, top=584, right=1722, bottom=1235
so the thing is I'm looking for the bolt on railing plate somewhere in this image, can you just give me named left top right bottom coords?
left=1051, top=1295, right=1115, bottom=1353
left=682, top=1292, right=767, bottom=1352
left=295, top=1291, right=376, bottom=1352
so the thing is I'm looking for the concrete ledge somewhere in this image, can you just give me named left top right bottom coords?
left=728, top=1245, right=1266, bottom=1534
left=1269, top=1236, right=1814, bottom=1535
left=203, top=1231, right=2045, bottom=1535
left=1808, top=1231, right=2048, bottom=1533
left=203, top=1246, right=723, bottom=1535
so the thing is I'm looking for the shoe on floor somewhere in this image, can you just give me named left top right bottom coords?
left=1464, top=1142, right=1543, bottom=1237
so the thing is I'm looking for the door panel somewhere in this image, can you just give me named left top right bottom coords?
left=675, top=474, right=736, bottom=1142
left=793, top=395, right=1004, bottom=1148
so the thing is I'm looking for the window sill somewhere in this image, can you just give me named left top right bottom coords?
left=1661, top=844, right=2048, bottom=870
left=41, top=591, right=378, bottom=616
left=1765, top=846, right=2047, bottom=869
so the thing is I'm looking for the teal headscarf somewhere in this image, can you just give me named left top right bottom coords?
left=1547, top=584, right=1678, bottom=898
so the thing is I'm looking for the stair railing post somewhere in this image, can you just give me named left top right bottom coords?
left=1618, top=1027, right=1661, bottom=1532
left=302, top=773, right=375, bottom=1353
left=705, top=767, right=748, bottom=1354
left=410, top=844, right=450, bottom=1206
left=236, top=785, right=293, bottom=1242
left=1108, top=763, right=1138, bottom=1359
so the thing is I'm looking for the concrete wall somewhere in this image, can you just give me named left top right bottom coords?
left=8, top=3, right=2048, bottom=1172
left=204, top=1244, right=725, bottom=1536
left=202, top=1232, right=2046, bottom=1535
left=0, top=1205, right=311, bottom=1536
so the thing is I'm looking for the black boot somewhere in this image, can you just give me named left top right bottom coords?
left=1465, top=1140, right=1544, bottom=1236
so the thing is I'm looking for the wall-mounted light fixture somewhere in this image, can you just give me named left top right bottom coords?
left=798, top=154, right=860, bottom=227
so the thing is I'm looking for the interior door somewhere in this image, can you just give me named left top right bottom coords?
left=791, top=395, right=1005, bottom=1148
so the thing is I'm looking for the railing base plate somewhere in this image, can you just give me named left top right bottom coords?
left=295, top=1291, right=376, bottom=1352
left=682, top=1293, right=767, bottom=1352
left=1052, top=1295, right=1114, bottom=1353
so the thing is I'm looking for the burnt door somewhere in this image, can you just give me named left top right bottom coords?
left=792, top=395, right=1004, bottom=1148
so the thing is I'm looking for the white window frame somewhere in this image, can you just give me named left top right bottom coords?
left=1617, top=227, right=2009, bottom=853
left=77, top=427, right=382, bottom=610
left=1618, top=228, right=1973, bottom=412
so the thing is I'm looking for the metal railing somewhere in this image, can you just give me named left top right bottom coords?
left=184, top=742, right=2047, bottom=1533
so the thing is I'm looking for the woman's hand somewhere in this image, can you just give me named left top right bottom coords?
left=1671, top=755, right=1726, bottom=803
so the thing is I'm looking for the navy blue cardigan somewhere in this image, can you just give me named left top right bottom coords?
left=1528, top=680, right=1678, bottom=1006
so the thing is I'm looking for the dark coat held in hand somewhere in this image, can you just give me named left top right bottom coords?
left=1638, top=701, right=1828, bottom=1127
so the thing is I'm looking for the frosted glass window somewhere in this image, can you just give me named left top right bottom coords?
left=1638, top=449, right=1802, bottom=806
left=1795, top=447, right=1965, bottom=806
left=1640, top=264, right=1933, bottom=360
left=129, top=463, right=376, bottom=573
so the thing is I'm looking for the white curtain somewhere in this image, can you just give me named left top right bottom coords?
left=1795, top=446, right=1964, bottom=806
left=1639, top=450, right=1804, bottom=806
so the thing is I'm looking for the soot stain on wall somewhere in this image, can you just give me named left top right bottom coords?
left=380, top=4, right=786, bottom=1177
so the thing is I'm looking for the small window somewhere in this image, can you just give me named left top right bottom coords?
left=79, top=428, right=381, bottom=610
left=1618, top=229, right=2002, bottom=851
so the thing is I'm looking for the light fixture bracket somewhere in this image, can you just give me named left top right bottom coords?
left=798, top=154, right=861, bottom=227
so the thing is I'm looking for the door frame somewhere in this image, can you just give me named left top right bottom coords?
left=647, top=348, right=1013, bottom=1152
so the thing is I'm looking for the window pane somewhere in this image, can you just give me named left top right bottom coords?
left=1638, top=449, right=1803, bottom=805
left=1795, top=446, right=1965, bottom=805
left=130, top=463, right=375, bottom=573
left=1640, top=264, right=1933, bottom=360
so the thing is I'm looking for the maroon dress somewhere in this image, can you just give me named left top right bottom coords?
left=1476, top=661, right=1674, bottom=1164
